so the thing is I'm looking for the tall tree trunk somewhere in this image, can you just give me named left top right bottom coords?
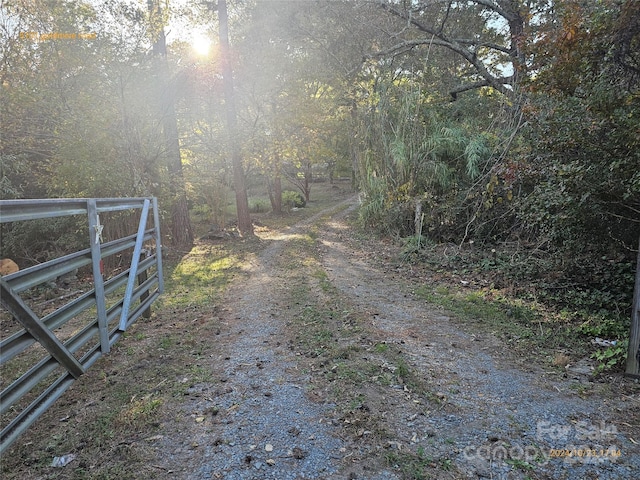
left=218, top=0, right=253, bottom=237
left=303, top=160, right=312, bottom=203
left=267, top=173, right=282, bottom=214
left=149, top=1, right=193, bottom=249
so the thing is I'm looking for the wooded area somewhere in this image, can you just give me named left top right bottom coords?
left=1, top=1, right=639, bottom=369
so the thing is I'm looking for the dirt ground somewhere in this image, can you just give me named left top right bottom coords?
left=2, top=190, right=639, bottom=479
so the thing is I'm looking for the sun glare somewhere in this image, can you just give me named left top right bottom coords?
left=191, top=33, right=211, bottom=56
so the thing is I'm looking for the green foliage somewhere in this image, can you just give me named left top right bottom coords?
left=354, top=83, right=496, bottom=239
left=282, top=190, right=306, bottom=209
left=519, top=87, right=640, bottom=258
left=0, top=217, right=86, bottom=263
left=249, top=199, right=268, bottom=213
left=0, top=154, right=29, bottom=199
left=591, top=339, right=629, bottom=374
left=400, top=234, right=433, bottom=261
left=579, top=315, right=628, bottom=340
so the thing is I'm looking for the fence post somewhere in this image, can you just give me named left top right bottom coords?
left=88, top=200, right=110, bottom=354
left=626, top=235, right=640, bottom=378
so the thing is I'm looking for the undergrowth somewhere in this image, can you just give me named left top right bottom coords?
left=401, top=240, right=635, bottom=375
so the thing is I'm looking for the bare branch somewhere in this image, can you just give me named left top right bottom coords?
left=473, top=0, right=509, bottom=20
left=374, top=0, right=512, bottom=96
left=449, top=80, right=491, bottom=99
left=454, top=39, right=512, bottom=55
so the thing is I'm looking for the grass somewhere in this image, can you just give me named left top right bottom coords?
left=0, top=251, right=231, bottom=479
left=272, top=223, right=454, bottom=478
left=413, top=283, right=594, bottom=368
left=162, top=243, right=244, bottom=309
left=385, top=448, right=437, bottom=480
left=0, top=181, right=354, bottom=480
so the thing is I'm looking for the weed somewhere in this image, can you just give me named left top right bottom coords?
left=117, top=396, right=162, bottom=428
left=159, top=335, right=174, bottom=349
left=385, top=449, right=433, bottom=479
left=312, top=268, right=333, bottom=292
left=591, top=339, right=629, bottom=374
left=440, top=457, right=454, bottom=470
left=374, top=342, right=389, bottom=353
left=395, top=359, right=410, bottom=380
left=401, top=234, right=432, bottom=261
left=506, top=458, right=535, bottom=471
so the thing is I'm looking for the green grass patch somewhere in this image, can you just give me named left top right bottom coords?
left=414, top=284, right=592, bottom=365
left=161, top=244, right=244, bottom=310
left=311, top=268, right=333, bottom=292
left=385, top=448, right=439, bottom=479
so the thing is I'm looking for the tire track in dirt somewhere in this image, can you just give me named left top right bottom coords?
left=156, top=196, right=638, bottom=479
left=317, top=204, right=640, bottom=479
left=157, top=196, right=399, bottom=480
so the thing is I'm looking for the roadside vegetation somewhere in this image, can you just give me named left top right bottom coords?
left=1, top=1, right=639, bottom=476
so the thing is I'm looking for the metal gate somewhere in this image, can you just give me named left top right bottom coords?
left=0, top=198, right=164, bottom=453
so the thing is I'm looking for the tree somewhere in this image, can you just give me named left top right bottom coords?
left=516, top=0, right=640, bottom=257
left=371, top=0, right=533, bottom=99
left=148, top=0, right=194, bottom=249
left=217, top=0, right=253, bottom=236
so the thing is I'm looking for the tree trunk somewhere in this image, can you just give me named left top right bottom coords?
left=267, top=174, right=282, bottom=214
left=303, top=159, right=312, bottom=202
left=219, top=0, right=253, bottom=237
left=149, top=1, right=193, bottom=249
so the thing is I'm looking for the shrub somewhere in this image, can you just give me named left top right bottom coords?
left=249, top=199, right=268, bottom=213
left=282, top=190, right=306, bottom=209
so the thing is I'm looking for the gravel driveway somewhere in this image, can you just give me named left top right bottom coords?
left=155, top=195, right=639, bottom=480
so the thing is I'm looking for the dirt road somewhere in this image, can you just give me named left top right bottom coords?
left=154, top=195, right=639, bottom=479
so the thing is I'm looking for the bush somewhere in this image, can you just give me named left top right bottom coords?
left=0, top=216, right=86, bottom=265
left=249, top=199, right=268, bottom=213
left=282, top=190, right=306, bottom=209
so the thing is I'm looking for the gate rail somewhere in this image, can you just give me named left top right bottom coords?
left=0, top=198, right=163, bottom=453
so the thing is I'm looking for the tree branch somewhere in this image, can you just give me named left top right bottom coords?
left=473, top=0, right=509, bottom=20
left=454, top=39, right=512, bottom=55
left=449, top=80, right=491, bottom=99
left=375, top=0, right=512, bottom=97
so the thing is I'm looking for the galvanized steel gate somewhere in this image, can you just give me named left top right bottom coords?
left=0, top=198, right=164, bottom=453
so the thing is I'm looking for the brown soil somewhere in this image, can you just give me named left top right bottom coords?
left=2, top=190, right=639, bottom=480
